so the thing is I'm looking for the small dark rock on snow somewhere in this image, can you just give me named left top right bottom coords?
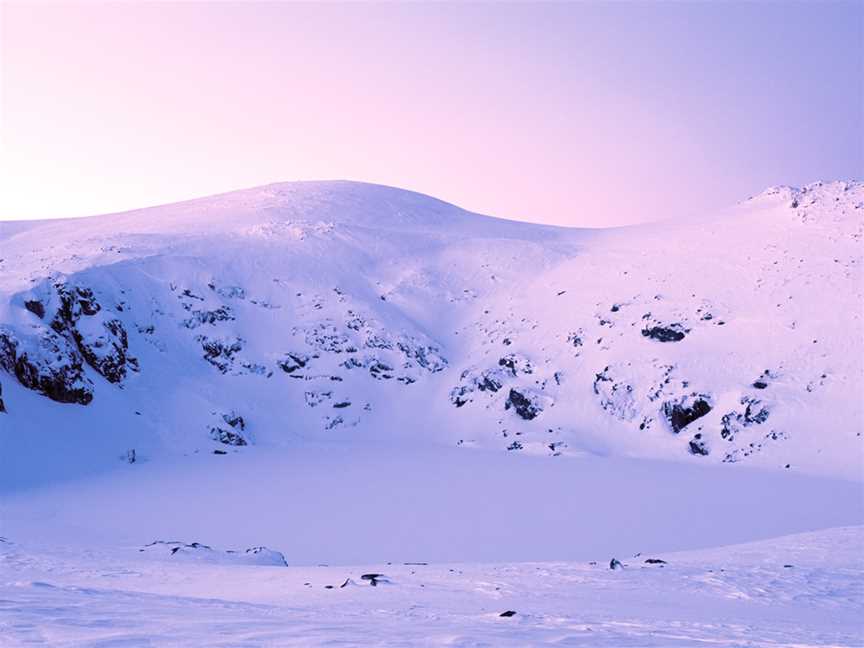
left=641, top=325, right=687, bottom=342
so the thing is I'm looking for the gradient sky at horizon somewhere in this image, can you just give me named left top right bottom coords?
left=0, top=1, right=861, bottom=227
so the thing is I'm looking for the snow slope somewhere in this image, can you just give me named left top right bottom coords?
left=0, top=180, right=861, bottom=483
left=0, top=179, right=862, bottom=645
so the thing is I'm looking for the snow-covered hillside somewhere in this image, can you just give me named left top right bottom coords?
left=1, top=180, right=862, bottom=646
left=0, top=180, right=861, bottom=482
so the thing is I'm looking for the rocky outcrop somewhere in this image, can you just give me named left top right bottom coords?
left=0, top=326, right=94, bottom=405
left=23, top=300, right=45, bottom=319
left=209, top=410, right=248, bottom=446
left=278, top=352, right=309, bottom=374
left=641, top=324, right=688, bottom=342
left=397, top=339, right=447, bottom=372
left=0, top=380, right=5, bottom=413
left=721, top=396, right=770, bottom=442
left=58, top=285, right=137, bottom=384
left=593, top=366, right=638, bottom=421
left=197, top=336, right=244, bottom=374
left=497, top=353, right=533, bottom=376
left=368, top=360, right=394, bottom=380
left=450, top=366, right=507, bottom=407
left=662, top=394, right=713, bottom=433
left=505, top=388, right=544, bottom=420
left=450, top=354, right=536, bottom=408
left=27, top=282, right=138, bottom=385
left=182, top=306, right=235, bottom=329
left=688, top=433, right=710, bottom=456
left=72, top=315, right=137, bottom=384
left=141, top=540, right=287, bottom=566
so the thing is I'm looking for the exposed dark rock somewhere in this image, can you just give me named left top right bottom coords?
left=196, top=336, right=243, bottom=373
left=222, top=412, right=246, bottom=431
left=0, top=327, right=94, bottom=405
left=324, top=415, right=344, bottom=430
left=397, top=340, right=447, bottom=372
left=0, top=381, right=5, bottom=413
left=208, top=284, right=246, bottom=300
left=365, top=333, right=393, bottom=350
left=210, top=426, right=247, bottom=446
left=641, top=324, right=687, bottom=342
left=180, top=288, right=205, bottom=301
left=609, top=558, right=623, bottom=570
left=304, top=391, right=332, bottom=407
left=752, top=369, right=774, bottom=390
left=210, top=410, right=248, bottom=446
left=450, top=385, right=471, bottom=407
left=46, top=282, right=137, bottom=384
left=183, top=306, right=235, bottom=329
left=662, top=394, right=713, bottom=433
left=593, top=368, right=613, bottom=395
left=478, top=373, right=504, bottom=392
left=688, top=433, right=710, bottom=456
left=278, top=352, right=309, bottom=374
left=74, top=317, right=134, bottom=384
left=506, top=440, right=523, bottom=451
left=304, top=323, right=351, bottom=353
left=644, top=558, right=667, bottom=564
left=341, top=357, right=364, bottom=370
left=505, top=388, right=543, bottom=420
left=742, top=397, right=770, bottom=424
left=361, top=573, right=388, bottom=586
left=499, top=610, right=517, bottom=618
left=498, top=353, right=533, bottom=376
left=721, top=396, right=770, bottom=442
left=54, top=284, right=101, bottom=325
left=24, top=300, right=45, bottom=319
left=333, top=401, right=351, bottom=408
left=592, top=366, right=638, bottom=421
left=368, top=361, right=393, bottom=380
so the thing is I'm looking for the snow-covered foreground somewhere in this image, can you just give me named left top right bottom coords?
left=1, top=445, right=861, bottom=645
left=1, top=526, right=862, bottom=647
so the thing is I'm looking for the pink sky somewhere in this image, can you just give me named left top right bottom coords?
left=1, top=2, right=861, bottom=227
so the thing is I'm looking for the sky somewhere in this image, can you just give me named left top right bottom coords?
left=0, top=2, right=861, bottom=227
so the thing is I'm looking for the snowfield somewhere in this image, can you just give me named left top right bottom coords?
left=1, top=527, right=861, bottom=646
left=0, top=180, right=862, bottom=645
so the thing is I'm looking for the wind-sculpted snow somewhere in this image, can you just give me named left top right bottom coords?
left=0, top=525, right=861, bottom=646
left=0, top=179, right=861, bottom=480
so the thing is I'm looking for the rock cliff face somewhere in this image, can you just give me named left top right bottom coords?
left=0, top=180, right=861, bottom=479
left=0, top=325, right=94, bottom=405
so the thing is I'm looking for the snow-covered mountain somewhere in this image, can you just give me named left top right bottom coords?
left=0, top=180, right=862, bottom=485
left=1, top=180, right=862, bottom=646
